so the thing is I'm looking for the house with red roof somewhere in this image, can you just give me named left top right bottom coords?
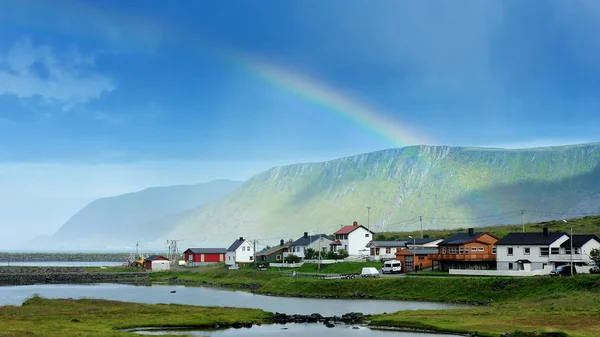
left=330, top=221, right=374, bottom=256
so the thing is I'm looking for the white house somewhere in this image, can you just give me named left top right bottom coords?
left=284, top=232, right=333, bottom=260
left=365, top=240, right=409, bottom=261
left=555, top=235, right=600, bottom=268
left=495, top=227, right=569, bottom=272
left=330, top=221, right=374, bottom=256
left=225, top=237, right=254, bottom=266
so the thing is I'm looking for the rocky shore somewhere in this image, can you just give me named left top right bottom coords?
left=0, top=267, right=147, bottom=285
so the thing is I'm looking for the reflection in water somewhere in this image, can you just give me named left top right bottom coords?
left=133, top=323, right=459, bottom=337
left=0, top=283, right=466, bottom=316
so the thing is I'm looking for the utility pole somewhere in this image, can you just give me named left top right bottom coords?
left=253, top=239, right=257, bottom=267
left=521, top=209, right=525, bottom=233
left=419, top=215, right=423, bottom=238
left=136, top=242, right=139, bottom=258
left=570, top=225, right=574, bottom=276
left=367, top=206, right=371, bottom=231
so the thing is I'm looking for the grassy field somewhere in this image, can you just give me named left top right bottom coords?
left=377, top=215, right=600, bottom=240
left=0, top=296, right=271, bottom=337
left=371, top=291, right=600, bottom=337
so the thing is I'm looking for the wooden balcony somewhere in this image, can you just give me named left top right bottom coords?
left=430, top=253, right=496, bottom=261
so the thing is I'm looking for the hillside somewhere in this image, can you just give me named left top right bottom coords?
left=52, top=180, right=242, bottom=245
left=166, top=143, right=600, bottom=246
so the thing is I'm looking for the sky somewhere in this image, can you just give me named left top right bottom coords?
left=1, top=0, right=600, bottom=245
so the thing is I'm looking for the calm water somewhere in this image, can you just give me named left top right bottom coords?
left=0, top=261, right=124, bottom=267
left=0, top=283, right=464, bottom=315
left=133, top=324, right=459, bottom=336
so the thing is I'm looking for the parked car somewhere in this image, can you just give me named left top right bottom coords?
left=381, top=260, right=402, bottom=274
left=360, top=267, right=380, bottom=278
left=550, top=265, right=577, bottom=276
left=590, top=266, right=600, bottom=274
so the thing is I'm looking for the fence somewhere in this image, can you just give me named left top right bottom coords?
left=268, top=262, right=304, bottom=268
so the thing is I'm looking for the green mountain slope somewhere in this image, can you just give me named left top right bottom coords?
left=52, top=180, right=242, bottom=244
left=167, top=144, right=600, bottom=246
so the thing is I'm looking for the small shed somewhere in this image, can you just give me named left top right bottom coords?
left=143, top=255, right=170, bottom=271
left=184, top=248, right=226, bottom=266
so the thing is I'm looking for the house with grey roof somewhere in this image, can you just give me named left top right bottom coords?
left=365, top=240, right=409, bottom=261
left=225, top=237, right=254, bottom=267
left=283, top=232, right=333, bottom=260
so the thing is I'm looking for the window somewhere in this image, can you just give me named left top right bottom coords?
left=479, top=247, right=485, bottom=252
left=524, top=248, right=530, bottom=255
left=507, top=247, right=513, bottom=256
left=508, top=263, right=513, bottom=270
left=575, top=248, right=581, bottom=254
left=375, top=248, right=380, bottom=255
left=459, top=248, right=464, bottom=254
left=418, top=256, right=425, bottom=261
left=365, top=233, right=370, bottom=237
left=465, top=247, right=469, bottom=254
left=322, top=247, right=327, bottom=252
left=540, top=247, right=549, bottom=256
left=492, top=247, right=497, bottom=254
left=449, top=247, right=458, bottom=254
left=276, top=255, right=281, bottom=260
left=188, top=254, right=194, bottom=261
left=565, top=247, right=571, bottom=254
left=442, top=247, right=447, bottom=254
left=386, top=248, right=391, bottom=254
left=344, top=234, right=348, bottom=240
left=250, top=256, right=253, bottom=260
left=551, top=248, right=559, bottom=255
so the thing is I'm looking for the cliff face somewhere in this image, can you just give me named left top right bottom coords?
left=166, top=144, right=600, bottom=246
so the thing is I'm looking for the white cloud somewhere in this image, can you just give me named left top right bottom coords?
left=0, top=38, right=115, bottom=112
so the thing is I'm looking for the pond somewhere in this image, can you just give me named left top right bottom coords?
left=131, top=323, right=459, bottom=336
left=0, top=283, right=465, bottom=315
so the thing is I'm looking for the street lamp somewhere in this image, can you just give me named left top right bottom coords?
left=564, top=220, right=574, bottom=276
left=408, top=235, right=416, bottom=272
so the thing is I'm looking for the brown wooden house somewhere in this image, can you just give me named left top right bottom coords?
left=430, top=228, right=498, bottom=271
left=395, top=248, right=438, bottom=272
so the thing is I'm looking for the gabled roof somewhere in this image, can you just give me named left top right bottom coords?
left=330, top=240, right=342, bottom=245
left=334, top=222, right=374, bottom=235
left=227, top=238, right=248, bottom=252
left=439, top=232, right=494, bottom=245
left=560, top=235, right=600, bottom=248
left=256, top=245, right=287, bottom=256
left=496, top=232, right=568, bottom=246
left=291, top=234, right=330, bottom=247
left=367, top=240, right=409, bottom=248
left=184, top=248, right=227, bottom=254
left=144, top=255, right=168, bottom=262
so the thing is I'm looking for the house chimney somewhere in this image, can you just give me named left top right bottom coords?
left=280, top=239, right=284, bottom=246
left=468, top=228, right=474, bottom=236
left=353, top=221, right=358, bottom=226
left=239, top=237, right=244, bottom=241
left=304, top=232, right=308, bottom=238
left=543, top=227, right=549, bottom=236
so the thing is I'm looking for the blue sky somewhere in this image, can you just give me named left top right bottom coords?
left=1, top=0, right=600, bottom=243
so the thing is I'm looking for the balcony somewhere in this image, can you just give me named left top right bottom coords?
left=550, top=254, right=585, bottom=262
left=430, top=253, right=496, bottom=261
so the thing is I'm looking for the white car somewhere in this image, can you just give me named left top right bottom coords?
left=360, top=267, right=380, bottom=278
left=381, top=260, right=402, bottom=274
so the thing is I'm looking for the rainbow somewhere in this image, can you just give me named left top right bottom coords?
left=3, top=2, right=431, bottom=147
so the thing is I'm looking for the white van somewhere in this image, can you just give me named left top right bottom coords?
left=360, top=267, right=380, bottom=278
left=381, top=260, right=402, bottom=274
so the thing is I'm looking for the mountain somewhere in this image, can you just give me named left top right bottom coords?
left=52, top=180, right=242, bottom=246
left=165, top=143, right=600, bottom=246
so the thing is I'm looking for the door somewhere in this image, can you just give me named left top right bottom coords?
left=405, top=256, right=413, bottom=272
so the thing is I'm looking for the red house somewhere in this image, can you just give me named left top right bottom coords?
left=143, top=255, right=170, bottom=270
left=183, top=248, right=227, bottom=266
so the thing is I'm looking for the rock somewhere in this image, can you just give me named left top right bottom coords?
left=352, top=326, right=360, bottom=330
left=325, top=323, right=335, bottom=328
left=500, top=333, right=513, bottom=337
left=243, top=321, right=253, bottom=328
left=232, top=321, right=244, bottom=329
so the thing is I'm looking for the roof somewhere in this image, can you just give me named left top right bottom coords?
left=334, top=222, right=374, bottom=235
left=367, top=240, right=409, bottom=248
left=496, top=232, right=568, bottom=246
left=407, top=248, right=439, bottom=255
left=516, top=259, right=531, bottom=263
left=439, top=232, right=489, bottom=245
left=291, top=234, right=330, bottom=247
left=144, top=255, right=168, bottom=262
left=227, top=238, right=247, bottom=252
left=184, top=248, right=227, bottom=254
left=256, top=245, right=287, bottom=256
left=560, top=235, right=600, bottom=248
left=330, top=240, right=342, bottom=245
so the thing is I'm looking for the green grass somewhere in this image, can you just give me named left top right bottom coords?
left=378, top=215, right=600, bottom=240
left=0, top=296, right=271, bottom=336
left=370, top=291, right=600, bottom=337
left=296, top=262, right=382, bottom=274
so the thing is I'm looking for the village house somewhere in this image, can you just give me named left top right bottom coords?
left=494, top=228, right=598, bottom=272
left=183, top=248, right=226, bottom=266
left=396, top=248, right=439, bottom=272
left=143, top=255, right=170, bottom=271
left=405, top=238, right=444, bottom=249
left=365, top=240, right=409, bottom=261
left=257, top=240, right=289, bottom=263
left=330, top=221, right=374, bottom=256
left=431, top=228, right=498, bottom=271
left=225, top=237, right=254, bottom=267
left=284, top=232, right=332, bottom=260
